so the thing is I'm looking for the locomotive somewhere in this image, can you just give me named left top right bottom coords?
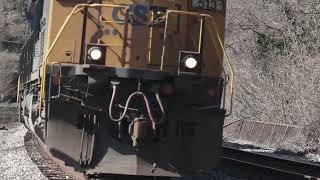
left=18, top=0, right=234, bottom=178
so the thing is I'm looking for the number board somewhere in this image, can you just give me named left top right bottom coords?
left=191, top=0, right=224, bottom=11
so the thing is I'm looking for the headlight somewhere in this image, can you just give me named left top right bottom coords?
left=86, top=44, right=106, bottom=65
left=88, top=47, right=102, bottom=61
left=184, top=56, right=198, bottom=69
left=179, top=51, right=202, bottom=75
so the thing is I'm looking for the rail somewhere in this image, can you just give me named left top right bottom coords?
left=222, top=146, right=320, bottom=178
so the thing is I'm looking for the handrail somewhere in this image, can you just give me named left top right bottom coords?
left=39, top=4, right=234, bottom=116
left=161, top=10, right=207, bottom=70
left=160, top=10, right=235, bottom=116
left=206, top=16, right=235, bottom=116
left=39, top=4, right=129, bottom=113
left=16, top=76, right=20, bottom=104
left=147, top=11, right=155, bottom=64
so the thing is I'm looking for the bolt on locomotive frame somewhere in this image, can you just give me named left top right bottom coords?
left=18, top=0, right=234, bottom=177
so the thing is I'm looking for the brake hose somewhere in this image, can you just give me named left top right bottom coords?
left=108, top=84, right=166, bottom=129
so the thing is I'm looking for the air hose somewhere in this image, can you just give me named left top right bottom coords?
left=108, top=82, right=165, bottom=129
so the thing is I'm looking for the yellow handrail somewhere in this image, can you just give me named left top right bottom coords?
left=39, top=4, right=129, bottom=113
left=39, top=5, right=234, bottom=116
left=206, top=16, right=235, bottom=116
left=147, top=11, right=155, bottom=64
left=161, top=10, right=209, bottom=70
left=160, top=10, right=235, bottom=115
left=16, top=76, right=20, bottom=104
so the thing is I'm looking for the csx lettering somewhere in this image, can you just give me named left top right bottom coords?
left=112, top=5, right=149, bottom=25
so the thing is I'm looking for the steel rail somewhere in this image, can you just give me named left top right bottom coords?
left=222, top=146, right=320, bottom=178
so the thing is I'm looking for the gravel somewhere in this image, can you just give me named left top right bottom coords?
left=0, top=121, right=287, bottom=180
left=0, top=122, right=47, bottom=180
left=306, top=154, right=320, bottom=163
left=0, top=123, right=245, bottom=180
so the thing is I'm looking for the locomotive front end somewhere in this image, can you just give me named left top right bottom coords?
left=20, top=0, right=232, bottom=178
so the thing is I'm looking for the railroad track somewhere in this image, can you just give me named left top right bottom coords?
left=24, top=131, right=77, bottom=179
left=24, top=131, right=174, bottom=180
left=25, top=129, right=320, bottom=179
left=221, top=146, right=320, bottom=179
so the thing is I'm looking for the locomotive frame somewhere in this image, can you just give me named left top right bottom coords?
left=18, top=0, right=234, bottom=178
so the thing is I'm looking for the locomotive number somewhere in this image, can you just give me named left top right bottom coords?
left=192, top=0, right=224, bottom=11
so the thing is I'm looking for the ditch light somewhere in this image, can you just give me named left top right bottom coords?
left=179, top=51, right=202, bottom=75
left=86, top=44, right=107, bottom=65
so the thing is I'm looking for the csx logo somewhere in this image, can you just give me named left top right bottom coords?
left=112, top=5, right=155, bottom=25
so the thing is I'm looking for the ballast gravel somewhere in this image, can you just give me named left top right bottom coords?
left=0, top=122, right=47, bottom=180
left=0, top=122, right=246, bottom=180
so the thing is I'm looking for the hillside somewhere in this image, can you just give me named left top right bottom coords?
left=0, top=0, right=28, bottom=102
left=0, top=0, right=28, bottom=43
left=225, top=0, right=320, bottom=152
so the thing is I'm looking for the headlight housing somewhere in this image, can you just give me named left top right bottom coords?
left=86, top=44, right=106, bottom=65
left=88, top=47, right=102, bottom=61
left=179, top=51, right=202, bottom=75
left=184, top=56, right=198, bottom=69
